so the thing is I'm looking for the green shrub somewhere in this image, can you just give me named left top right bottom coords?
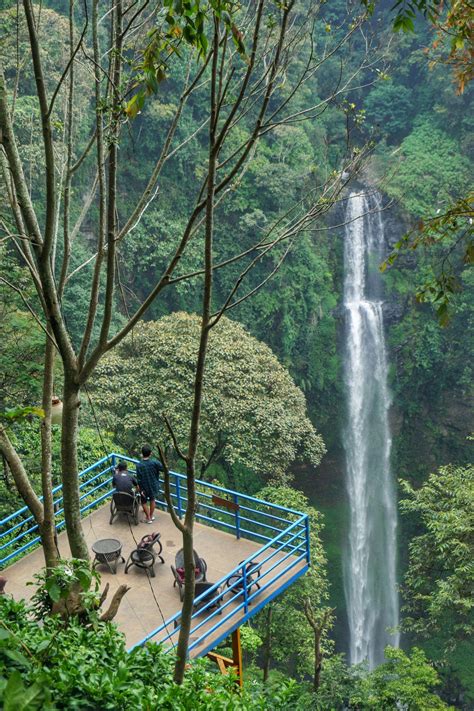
left=0, top=566, right=307, bottom=710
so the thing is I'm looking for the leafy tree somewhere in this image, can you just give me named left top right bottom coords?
left=311, top=647, right=451, bottom=709
left=91, top=313, right=325, bottom=485
left=364, top=81, right=414, bottom=140
left=358, top=647, right=451, bottom=710
left=246, top=644, right=451, bottom=709
left=251, top=486, right=333, bottom=691
left=352, top=647, right=452, bottom=710
left=383, top=121, right=470, bottom=219
left=387, top=0, right=473, bottom=91
left=400, top=462, right=474, bottom=651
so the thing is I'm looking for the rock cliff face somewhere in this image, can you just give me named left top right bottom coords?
left=393, top=397, right=472, bottom=475
left=380, top=208, right=412, bottom=325
left=326, top=184, right=470, bottom=471
left=378, top=201, right=470, bottom=477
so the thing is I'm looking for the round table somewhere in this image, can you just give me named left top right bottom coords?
left=92, top=538, right=124, bottom=574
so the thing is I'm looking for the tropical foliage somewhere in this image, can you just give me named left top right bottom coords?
left=0, top=578, right=302, bottom=710
left=251, top=486, right=332, bottom=687
left=400, top=461, right=474, bottom=649
left=0, top=423, right=117, bottom=517
left=91, top=314, right=325, bottom=485
left=312, top=647, right=452, bottom=710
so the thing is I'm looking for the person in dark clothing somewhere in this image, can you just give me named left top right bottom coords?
left=113, top=461, right=138, bottom=495
left=136, top=445, right=163, bottom=523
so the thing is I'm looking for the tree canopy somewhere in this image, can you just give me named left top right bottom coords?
left=92, top=313, right=325, bottom=484
left=400, top=461, right=474, bottom=650
left=314, top=646, right=451, bottom=710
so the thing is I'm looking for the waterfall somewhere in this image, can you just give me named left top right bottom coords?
left=342, top=190, right=399, bottom=668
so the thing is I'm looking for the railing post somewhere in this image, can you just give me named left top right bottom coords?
left=242, top=563, right=248, bottom=613
left=233, top=493, right=240, bottom=539
left=304, top=515, right=310, bottom=564
left=175, top=474, right=183, bottom=518
left=110, top=454, right=116, bottom=497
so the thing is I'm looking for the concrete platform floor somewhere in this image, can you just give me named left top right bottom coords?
left=3, top=502, right=306, bottom=657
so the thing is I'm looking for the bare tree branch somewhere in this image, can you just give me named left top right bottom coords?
left=157, top=444, right=186, bottom=534
left=58, top=0, right=77, bottom=298
left=0, top=276, right=58, bottom=348
left=117, top=52, right=213, bottom=242
left=77, top=0, right=109, bottom=368
left=162, top=414, right=188, bottom=464
left=46, top=1, right=88, bottom=119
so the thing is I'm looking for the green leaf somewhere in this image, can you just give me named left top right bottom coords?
left=200, top=33, right=208, bottom=55
left=183, top=25, right=195, bottom=43
left=1, top=406, right=44, bottom=422
left=35, top=639, right=51, bottom=654
left=46, top=580, right=61, bottom=602
left=436, top=302, right=449, bottom=326
left=76, top=569, right=92, bottom=591
left=125, top=91, right=145, bottom=120
left=3, top=649, right=30, bottom=668
left=3, top=672, right=45, bottom=711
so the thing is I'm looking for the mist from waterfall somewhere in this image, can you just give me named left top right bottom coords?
left=342, top=190, right=399, bottom=669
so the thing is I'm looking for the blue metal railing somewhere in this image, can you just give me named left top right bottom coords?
left=0, top=454, right=310, bottom=656
left=131, top=512, right=310, bottom=656
left=0, top=454, right=116, bottom=567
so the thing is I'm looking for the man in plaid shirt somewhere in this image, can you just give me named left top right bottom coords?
left=136, top=445, right=163, bottom=523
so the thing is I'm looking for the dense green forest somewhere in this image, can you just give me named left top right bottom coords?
left=0, top=0, right=472, bottom=707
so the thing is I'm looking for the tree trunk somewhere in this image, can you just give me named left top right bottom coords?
left=222, top=459, right=236, bottom=489
left=303, top=603, right=332, bottom=693
left=2, top=454, right=10, bottom=488
left=313, top=627, right=322, bottom=692
left=0, top=407, right=57, bottom=569
left=0, top=426, right=44, bottom=526
left=172, top=18, right=219, bottom=684
left=173, top=525, right=196, bottom=682
left=262, top=604, right=273, bottom=682
left=61, top=376, right=88, bottom=559
left=40, top=333, right=60, bottom=569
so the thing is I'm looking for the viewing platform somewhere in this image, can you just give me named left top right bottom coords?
left=0, top=455, right=310, bottom=658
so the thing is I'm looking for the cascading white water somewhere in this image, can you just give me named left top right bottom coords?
left=342, top=190, right=399, bottom=669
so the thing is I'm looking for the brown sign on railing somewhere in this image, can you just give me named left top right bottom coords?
left=211, top=494, right=240, bottom=512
